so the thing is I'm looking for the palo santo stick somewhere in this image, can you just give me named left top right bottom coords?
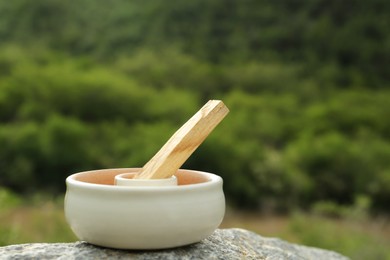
left=135, top=100, right=229, bottom=179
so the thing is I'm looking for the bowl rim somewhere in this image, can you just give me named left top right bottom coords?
left=66, top=168, right=223, bottom=191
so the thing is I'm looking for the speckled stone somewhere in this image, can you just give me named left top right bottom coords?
left=0, top=228, right=349, bottom=260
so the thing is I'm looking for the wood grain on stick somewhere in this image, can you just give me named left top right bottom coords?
left=135, top=100, right=229, bottom=179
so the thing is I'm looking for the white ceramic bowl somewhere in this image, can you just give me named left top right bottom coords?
left=64, top=168, right=225, bottom=249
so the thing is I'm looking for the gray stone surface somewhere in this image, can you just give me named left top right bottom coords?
left=0, top=228, right=349, bottom=260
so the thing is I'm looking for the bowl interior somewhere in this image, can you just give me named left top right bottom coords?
left=73, top=168, right=211, bottom=186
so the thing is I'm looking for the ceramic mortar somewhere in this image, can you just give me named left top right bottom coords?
left=64, top=168, right=225, bottom=249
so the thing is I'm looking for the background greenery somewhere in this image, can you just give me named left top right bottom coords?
left=0, top=0, right=389, bottom=258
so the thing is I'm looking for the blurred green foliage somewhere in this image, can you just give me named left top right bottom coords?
left=0, top=1, right=389, bottom=213
left=290, top=211, right=390, bottom=260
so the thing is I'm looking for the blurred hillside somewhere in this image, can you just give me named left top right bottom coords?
left=0, top=0, right=389, bottom=213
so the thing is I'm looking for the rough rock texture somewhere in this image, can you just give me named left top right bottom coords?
left=0, top=228, right=348, bottom=260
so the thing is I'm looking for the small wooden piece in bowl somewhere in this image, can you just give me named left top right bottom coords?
left=135, top=100, right=229, bottom=180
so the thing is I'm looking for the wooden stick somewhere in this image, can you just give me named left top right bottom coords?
left=135, top=100, right=229, bottom=179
